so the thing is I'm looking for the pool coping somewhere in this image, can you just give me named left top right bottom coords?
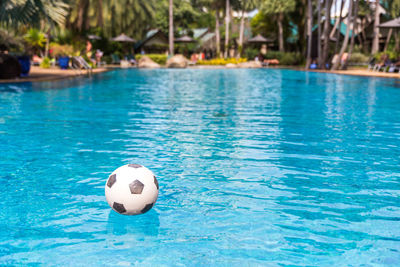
left=0, top=66, right=110, bottom=84
left=1, top=65, right=399, bottom=84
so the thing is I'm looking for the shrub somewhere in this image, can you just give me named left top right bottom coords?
left=244, top=48, right=259, bottom=60
left=50, top=43, right=74, bottom=57
left=40, top=57, right=51, bottom=68
left=197, top=58, right=247, bottom=65
left=348, top=52, right=370, bottom=64
left=374, top=51, right=398, bottom=61
left=263, top=51, right=303, bottom=65
left=136, top=54, right=168, bottom=65
left=0, top=29, right=26, bottom=53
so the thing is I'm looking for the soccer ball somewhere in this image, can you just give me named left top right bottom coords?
left=105, top=164, right=159, bottom=215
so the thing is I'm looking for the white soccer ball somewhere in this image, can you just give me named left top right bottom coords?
left=105, top=164, right=159, bottom=215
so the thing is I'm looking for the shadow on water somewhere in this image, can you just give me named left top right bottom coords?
left=106, top=209, right=160, bottom=237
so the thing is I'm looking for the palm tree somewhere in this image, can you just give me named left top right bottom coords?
left=316, top=0, right=321, bottom=67
left=321, top=0, right=333, bottom=69
left=0, top=0, right=68, bottom=26
left=169, top=0, right=174, bottom=55
left=261, top=0, right=296, bottom=52
left=24, top=28, right=47, bottom=56
left=237, top=0, right=259, bottom=57
left=371, top=0, right=380, bottom=54
left=335, top=0, right=345, bottom=54
left=67, top=0, right=156, bottom=38
left=306, top=0, right=313, bottom=69
left=224, top=0, right=230, bottom=58
left=332, top=0, right=353, bottom=70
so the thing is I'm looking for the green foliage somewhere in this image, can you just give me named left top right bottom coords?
left=50, top=43, right=75, bottom=57
left=237, top=0, right=260, bottom=12
left=374, top=51, right=398, bottom=61
left=136, top=54, right=168, bottom=65
left=24, top=29, right=46, bottom=50
left=348, top=53, right=370, bottom=64
left=244, top=48, right=259, bottom=60
left=0, top=29, right=26, bottom=53
left=40, top=57, right=51, bottom=68
left=154, top=0, right=201, bottom=34
left=263, top=51, right=303, bottom=65
left=68, top=0, right=156, bottom=39
left=260, top=0, right=296, bottom=15
left=0, top=0, right=68, bottom=26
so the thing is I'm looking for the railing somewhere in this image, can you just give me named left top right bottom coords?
left=71, top=56, right=93, bottom=77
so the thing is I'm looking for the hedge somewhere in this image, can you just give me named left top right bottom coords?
left=136, top=54, right=168, bottom=65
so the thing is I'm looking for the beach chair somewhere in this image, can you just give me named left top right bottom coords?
left=111, top=54, right=120, bottom=64
left=71, top=56, right=93, bottom=76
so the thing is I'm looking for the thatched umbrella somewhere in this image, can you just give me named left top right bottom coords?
left=379, top=18, right=400, bottom=28
left=379, top=18, right=400, bottom=51
left=111, top=34, right=136, bottom=43
left=111, top=34, right=136, bottom=55
left=175, top=35, right=196, bottom=43
left=88, top=34, right=101, bottom=40
left=247, top=34, right=273, bottom=44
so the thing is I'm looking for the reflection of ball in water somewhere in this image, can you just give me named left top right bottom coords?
left=105, top=164, right=159, bottom=215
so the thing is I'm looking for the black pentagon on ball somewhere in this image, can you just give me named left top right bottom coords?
left=153, top=175, right=159, bottom=190
left=107, top=174, right=116, bottom=188
left=113, top=202, right=126, bottom=214
left=129, top=180, right=144, bottom=194
left=128, top=164, right=142, bottom=168
left=141, top=203, right=154, bottom=214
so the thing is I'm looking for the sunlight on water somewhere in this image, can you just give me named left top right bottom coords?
left=0, top=69, right=400, bottom=265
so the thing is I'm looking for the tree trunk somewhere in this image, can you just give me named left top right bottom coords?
left=317, top=0, right=322, bottom=67
left=224, top=0, right=230, bottom=58
left=238, top=10, right=245, bottom=58
left=371, top=0, right=380, bottom=54
left=384, top=28, right=393, bottom=51
left=215, top=11, right=221, bottom=58
left=169, top=0, right=174, bottom=56
left=395, top=30, right=400, bottom=52
left=306, top=0, right=313, bottom=69
left=335, top=0, right=344, bottom=54
left=77, top=0, right=88, bottom=31
left=97, top=0, right=103, bottom=28
left=322, top=0, right=333, bottom=69
left=361, top=18, right=368, bottom=53
left=345, top=0, right=359, bottom=69
left=277, top=12, right=284, bottom=52
left=45, top=30, right=50, bottom=58
left=332, top=0, right=353, bottom=70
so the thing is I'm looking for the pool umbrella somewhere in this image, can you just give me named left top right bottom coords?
left=247, top=34, right=273, bottom=43
left=88, top=34, right=101, bottom=40
left=175, top=35, right=196, bottom=43
left=111, top=34, right=136, bottom=43
left=379, top=18, right=400, bottom=28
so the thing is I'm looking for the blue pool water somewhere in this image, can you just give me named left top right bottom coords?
left=1, top=69, right=400, bottom=266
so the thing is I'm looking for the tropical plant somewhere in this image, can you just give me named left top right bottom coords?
left=68, top=0, right=156, bottom=39
left=260, top=0, right=296, bottom=52
left=236, top=0, right=259, bottom=57
left=49, top=43, right=75, bottom=57
left=0, top=29, right=25, bottom=53
left=24, top=28, right=47, bottom=55
left=40, top=57, right=51, bottom=68
left=135, top=54, right=168, bottom=65
left=0, top=0, right=69, bottom=26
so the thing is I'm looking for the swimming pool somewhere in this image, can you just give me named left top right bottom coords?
left=0, top=69, right=399, bottom=265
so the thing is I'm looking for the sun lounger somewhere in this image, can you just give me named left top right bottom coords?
left=111, top=54, right=120, bottom=64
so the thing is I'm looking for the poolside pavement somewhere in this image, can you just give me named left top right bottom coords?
left=0, top=66, right=109, bottom=83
